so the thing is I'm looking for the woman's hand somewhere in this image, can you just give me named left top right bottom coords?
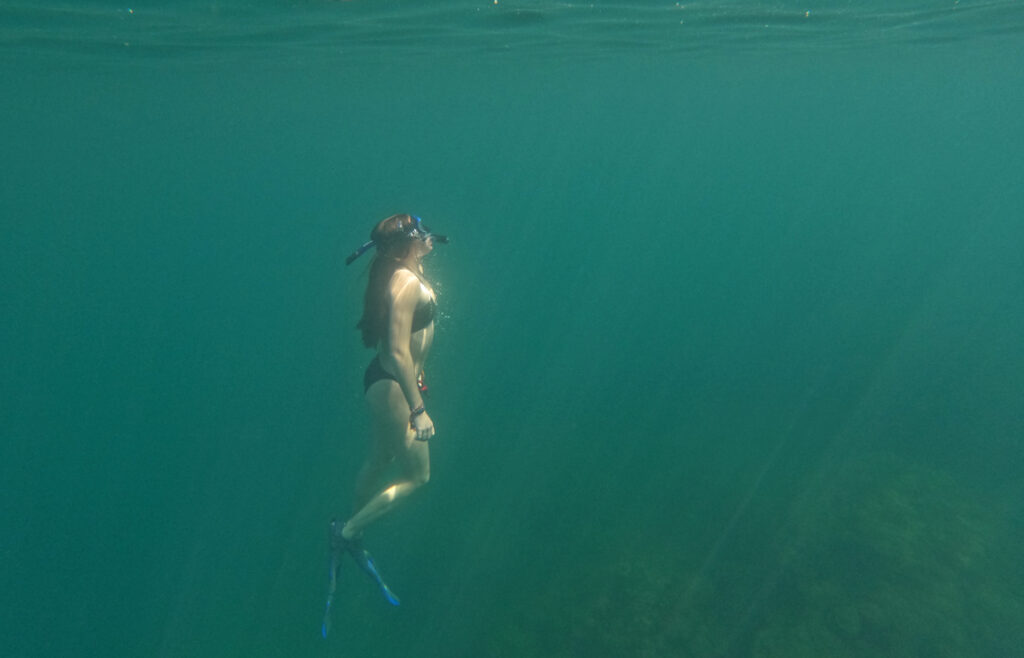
left=411, top=410, right=435, bottom=442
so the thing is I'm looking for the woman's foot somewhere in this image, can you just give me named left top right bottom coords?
left=326, top=518, right=400, bottom=606
left=328, top=518, right=352, bottom=551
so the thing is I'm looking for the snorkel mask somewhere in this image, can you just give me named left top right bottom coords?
left=345, top=215, right=449, bottom=266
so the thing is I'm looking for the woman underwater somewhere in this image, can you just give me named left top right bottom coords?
left=323, top=213, right=447, bottom=633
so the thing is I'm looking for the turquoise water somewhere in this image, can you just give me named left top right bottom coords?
left=3, top=2, right=1023, bottom=657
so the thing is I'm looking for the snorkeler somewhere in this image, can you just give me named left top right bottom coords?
left=322, top=214, right=447, bottom=637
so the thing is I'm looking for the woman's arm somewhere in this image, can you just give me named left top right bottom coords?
left=380, top=271, right=433, bottom=439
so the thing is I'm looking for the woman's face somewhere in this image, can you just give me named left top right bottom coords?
left=414, top=235, right=434, bottom=259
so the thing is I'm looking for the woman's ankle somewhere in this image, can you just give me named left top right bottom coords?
left=340, top=521, right=359, bottom=541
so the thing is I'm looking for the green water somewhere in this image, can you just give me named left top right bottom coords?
left=3, top=2, right=1023, bottom=657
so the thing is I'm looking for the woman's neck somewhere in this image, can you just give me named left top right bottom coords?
left=399, top=257, right=423, bottom=274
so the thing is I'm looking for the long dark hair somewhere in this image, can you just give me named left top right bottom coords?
left=356, top=214, right=420, bottom=348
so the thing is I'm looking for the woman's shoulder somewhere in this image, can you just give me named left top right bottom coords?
left=390, top=267, right=421, bottom=288
left=388, top=267, right=432, bottom=300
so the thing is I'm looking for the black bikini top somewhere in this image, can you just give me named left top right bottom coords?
left=401, top=268, right=435, bottom=333
left=412, top=296, right=436, bottom=333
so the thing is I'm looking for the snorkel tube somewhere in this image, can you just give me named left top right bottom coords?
left=345, top=239, right=377, bottom=266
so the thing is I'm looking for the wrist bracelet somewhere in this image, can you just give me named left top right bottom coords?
left=409, top=405, right=426, bottom=420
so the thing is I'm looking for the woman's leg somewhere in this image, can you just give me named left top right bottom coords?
left=351, top=426, right=393, bottom=513
left=342, top=381, right=430, bottom=540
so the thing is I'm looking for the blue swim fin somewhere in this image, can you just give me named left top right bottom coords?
left=322, top=518, right=399, bottom=637
left=321, top=524, right=343, bottom=638
left=346, top=542, right=401, bottom=606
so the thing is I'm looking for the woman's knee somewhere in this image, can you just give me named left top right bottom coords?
left=412, top=467, right=430, bottom=488
left=403, top=440, right=430, bottom=487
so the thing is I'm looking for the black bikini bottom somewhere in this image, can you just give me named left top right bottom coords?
left=363, top=356, right=398, bottom=393
left=363, top=356, right=429, bottom=396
